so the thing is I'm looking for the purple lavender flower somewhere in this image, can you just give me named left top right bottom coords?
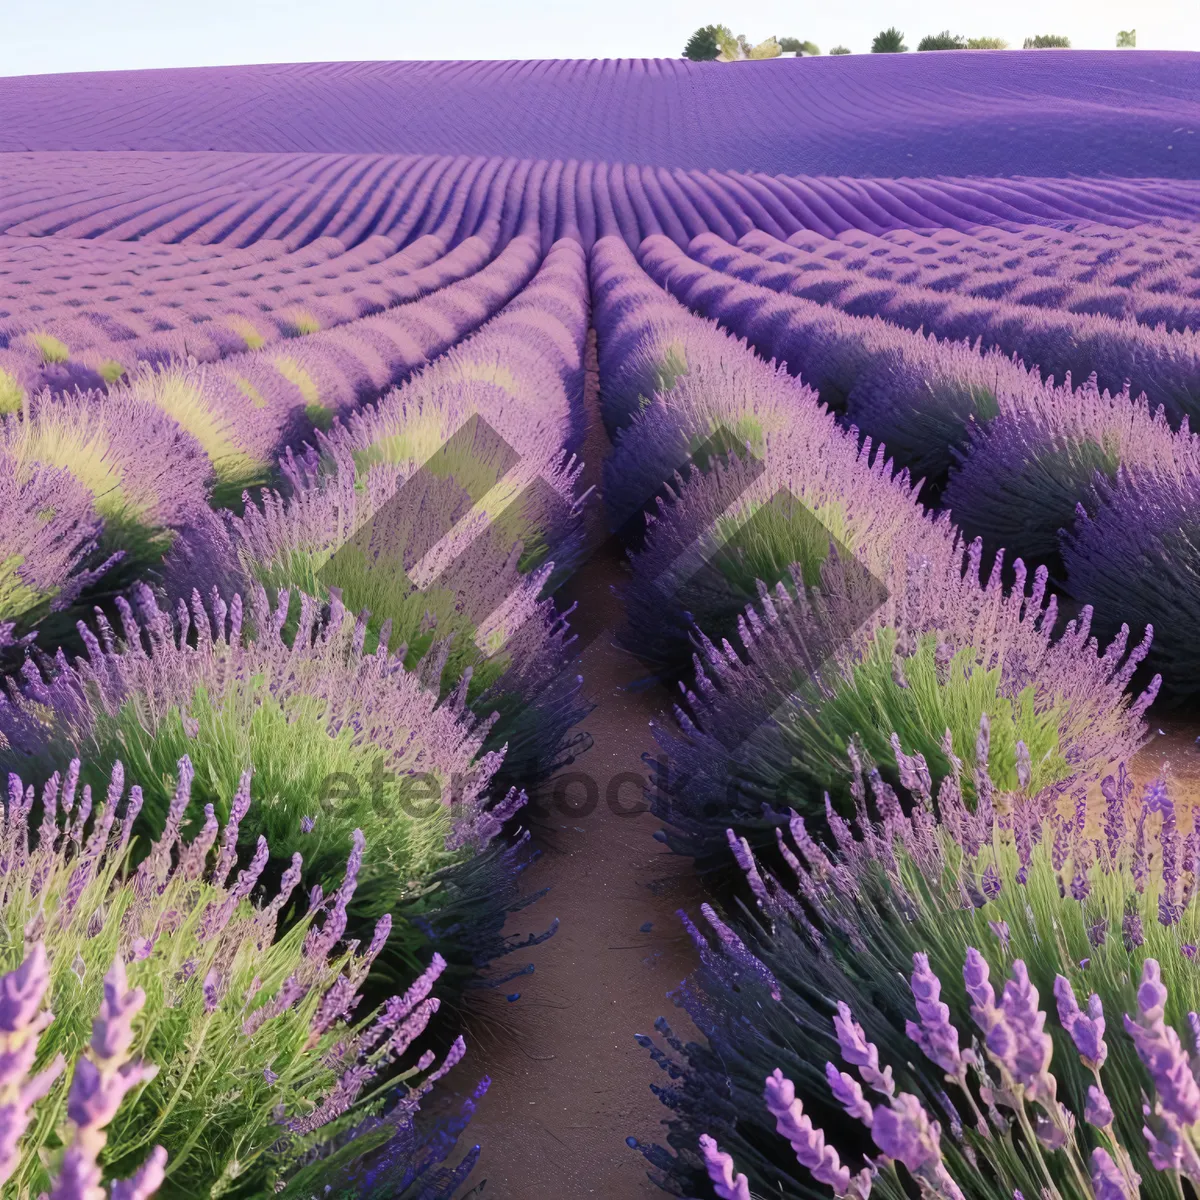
left=1124, top=959, right=1200, bottom=1126
left=826, top=1062, right=873, bottom=1124
left=1090, top=1147, right=1136, bottom=1200
left=1053, top=975, right=1107, bottom=1069
left=698, top=1135, right=751, bottom=1200
left=870, top=1093, right=943, bottom=1175
left=0, top=945, right=66, bottom=1186
left=49, top=956, right=161, bottom=1200
left=1123, top=908, right=1145, bottom=950
left=905, top=953, right=967, bottom=1078
left=963, top=947, right=1000, bottom=1029
left=109, top=1145, right=168, bottom=1200
left=834, top=1002, right=894, bottom=1097
left=995, top=961, right=1056, bottom=1104
left=1084, top=1085, right=1113, bottom=1128
left=980, top=865, right=1001, bottom=901
left=988, top=920, right=1010, bottom=950
left=764, top=1069, right=853, bottom=1194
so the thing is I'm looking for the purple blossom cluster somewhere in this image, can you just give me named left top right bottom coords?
left=697, top=944, right=1200, bottom=1200
left=0, top=946, right=167, bottom=1200
left=0, top=449, right=117, bottom=648
left=0, top=751, right=470, bottom=1195
left=0, top=581, right=518, bottom=858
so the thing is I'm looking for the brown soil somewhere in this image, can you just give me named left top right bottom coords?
left=442, top=336, right=704, bottom=1198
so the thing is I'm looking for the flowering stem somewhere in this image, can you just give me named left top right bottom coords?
left=1011, top=1096, right=1063, bottom=1199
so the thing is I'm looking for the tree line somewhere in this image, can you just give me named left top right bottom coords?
left=684, top=25, right=1138, bottom=59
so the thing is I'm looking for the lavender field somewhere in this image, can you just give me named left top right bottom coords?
left=1, top=44, right=1200, bottom=1200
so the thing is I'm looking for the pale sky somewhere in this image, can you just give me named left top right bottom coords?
left=0, top=0, right=1195, bottom=77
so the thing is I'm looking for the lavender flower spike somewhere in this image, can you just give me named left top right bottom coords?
left=1085, top=1085, right=1114, bottom=1128
left=906, top=953, right=967, bottom=1078
left=48, top=956, right=160, bottom=1200
left=826, top=1062, right=873, bottom=1125
left=109, top=1145, right=168, bottom=1200
left=764, top=1068, right=853, bottom=1194
left=989, top=960, right=1056, bottom=1105
left=1091, top=1147, right=1137, bottom=1200
left=834, top=1002, right=894, bottom=1096
left=872, top=1094, right=963, bottom=1200
left=698, top=1134, right=751, bottom=1200
left=1053, top=975, right=1108, bottom=1069
left=0, top=945, right=66, bottom=1186
left=1123, top=959, right=1200, bottom=1126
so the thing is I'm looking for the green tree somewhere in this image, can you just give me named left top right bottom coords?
left=1023, top=33, right=1071, bottom=47
left=830, top=45, right=852, bottom=54
left=1117, top=28, right=1136, bottom=47
left=917, top=30, right=966, bottom=50
left=779, top=37, right=820, bottom=55
left=683, top=25, right=725, bottom=60
left=871, top=27, right=908, bottom=52
left=966, top=36, right=1008, bottom=48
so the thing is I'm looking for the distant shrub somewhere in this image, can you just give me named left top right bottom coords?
left=917, top=30, right=966, bottom=50
left=967, top=35, right=1009, bottom=48
left=745, top=37, right=782, bottom=60
left=871, top=27, right=908, bottom=52
left=1117, top=28, right=1136, bottom=47
left=830, top=45, right=852, bottom=54
left=778, top=37, right=820, bottom=55
left=26, top=331, right=69, bottom=365
left=683, top=25, right=728, bottom=60
left=0, top=368, right=23, bottom=414
left=1024, top=33, right=1071, bottom=47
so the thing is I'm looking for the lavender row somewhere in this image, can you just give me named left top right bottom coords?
left=5, top=152, right=1200, bottom=257
left=638, top=231, right=1033, bottom=481
left=641, top=233, right=1200, bottom=697
left=0, top=233, right=480, bottom=406
left=0, top=245, right=595, bottom=1194
left=798, top=222, right=1200, bottom=291
left=166, top=235, right=591, bottom=787
left=692, top=231, right=1200, bottom=429
left=747, top=226, right=1200, bottom=339
left=591, top=237, right=1156, bottom=859
left=638, top=740, right=1200, bottom=1200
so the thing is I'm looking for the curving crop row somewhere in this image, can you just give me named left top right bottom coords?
left=590, top=235, right=1157, bottom=861
left=0, top=233, right=493, bottom=405
left=640, top=232, right=1200, bottom=699
left=0, top=232, right=596, bottom=1198
left=749, top=227, right=1200, bottom=334
left=690, top=231, right=1200, bottom=428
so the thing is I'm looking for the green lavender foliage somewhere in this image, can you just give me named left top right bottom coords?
left=0, top=759, right=447, bottom=1200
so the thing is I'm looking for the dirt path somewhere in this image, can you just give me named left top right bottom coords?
left=443, top=337, right=704, bottom=1198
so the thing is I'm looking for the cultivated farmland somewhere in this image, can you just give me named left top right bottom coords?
left=0, top=49, right=1199, bottom=1200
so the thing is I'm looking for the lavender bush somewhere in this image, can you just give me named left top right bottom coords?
left=1062, top=465, right=1200, bottom=700
left=0, top=758, right=476, bottom=1199
left=0, top=449, right=118, bottom=653
left=0, top=392, right=211, bottom=577
left=637, top=736, right=1200, bottom=1200
left=943, top=377, right=1200, bottom=568
left=0, top=583, right=529, bottom=974
left=649, top=542, right=1157, bottom=860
